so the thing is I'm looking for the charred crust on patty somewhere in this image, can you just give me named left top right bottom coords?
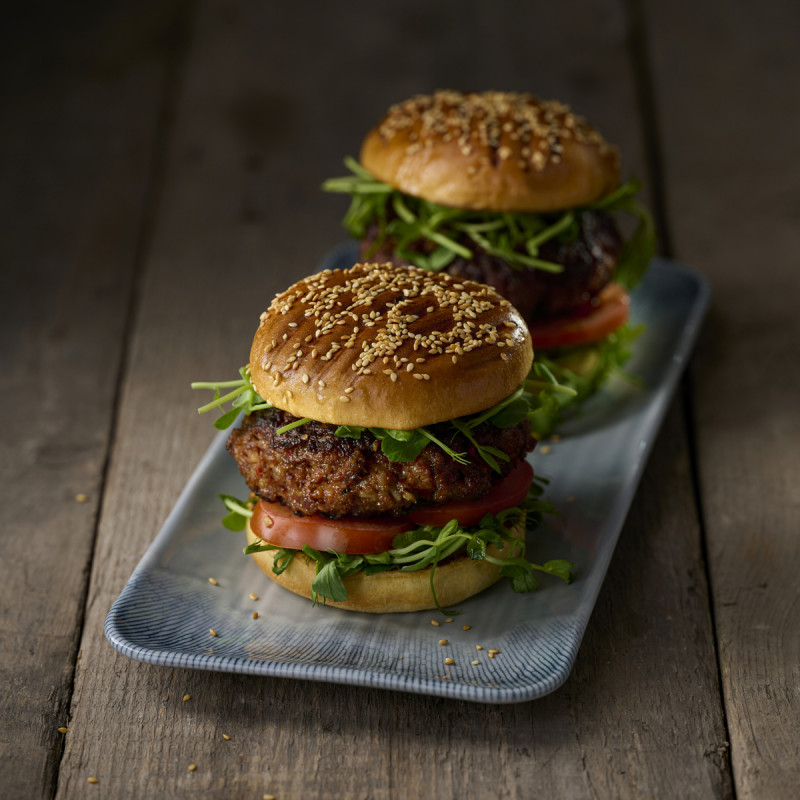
left=227, top=408, right=535, bottom=519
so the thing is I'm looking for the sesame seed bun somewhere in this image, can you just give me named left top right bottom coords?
left=249, top=262, right=533, bottom=429
left=245, top=517, right=525, bottom=613
left=360, top=90, right=620, bottom=213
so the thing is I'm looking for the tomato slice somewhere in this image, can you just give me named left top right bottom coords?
left=249, top=462, right=535, bottom=554
left=251, top=501, right=412, bottom=555
left=528, top=283, right=630, bottom=350
left=406, top=461, right=534, bottom=528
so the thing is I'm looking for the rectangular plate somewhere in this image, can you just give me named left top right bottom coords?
left=106, top=251, right=709, bottom=703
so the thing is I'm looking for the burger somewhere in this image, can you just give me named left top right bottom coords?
left=323, top=90, right=656, bottom=435
left=193, top=262, right=572, bottom=613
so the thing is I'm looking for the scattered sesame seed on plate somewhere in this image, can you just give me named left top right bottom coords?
left=209, top=629, right=218, bottom=637
left=249, top=593, right=259, bottom=601
left=476, top=645, right=483, bottom=650
left=462, top=624, right=471, bottom=631
left=444, top=658, right=454, bottom=666
left=471, top=660, right=480, bottom=666
left=87, top=777, right=99, bottom=784
left=188, top=764, right=197, bottom=772
left=430, top=619, right=440, bottom=627
left=222, top=734, right=231, bottom=741
left=208, top=577, right=218, bottom=586
left=252, top=612, right=259, bottom=620
left=444, top=617, right=453, bottom=623
left=183, top=694, right=191, bottom=702
left=57, top=727, right=68, bottom=734
left=438, top=639, right=448, bottom=646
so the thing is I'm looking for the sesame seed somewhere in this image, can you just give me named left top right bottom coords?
left=302, top=374, right=309, bottom=384
left=188, top=764, right=197, bottom=772
left=476, top=645, right=483, bottom=650
left=222, top=734, right=231, bottom=741
left=252, top=612, right=259, bottom=620
left=539, top=445, right=551, bottom=454
left=288, top=322, right=298, bottom=327
left=208, top=577, right=218, bottom=586
left=57, top=727, right=68, bottom=734
left=250, top=592, right=259, bottom=601
left=431, top=620, right=440, bottom=627
left=390, top=372, right=397, bottom=382
left=445, top=617, right=453, bottom=623
left=344, top=387, right=354, bottom=393
left=444, top=658, right=454, bottom=666
left=183, top=694, right=191, bottom=702
left=75, top=493, right=88, bottom=503
left=471, top=660, right=480, bottom=666
left=88, top=777, right=99, bottom=784
left=339, top=395, right=350, bottom=403
left=463, top=624, right=471, bottom=631
left=438, top=639, right=448, bottom=646
left=262, top=514, right=273, bottom=528
left=489, top=653, right=496, bottom=659
left=209, top=629, right=218, bottom=637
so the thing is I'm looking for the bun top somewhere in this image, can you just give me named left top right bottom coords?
left=249, top=262, right=533, bottom=429
left=360, top=90, right=620, bottom=213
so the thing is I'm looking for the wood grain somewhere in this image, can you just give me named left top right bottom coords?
left=0, top=3, right=181, bottom=798
left=49, top=2, right=733, bottom=798
left=645, top=0, right=800, bottom=795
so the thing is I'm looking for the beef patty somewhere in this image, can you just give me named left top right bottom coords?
left=359, top=209, right=622, bottom=326
left=227, top=408, right=535, bottom=519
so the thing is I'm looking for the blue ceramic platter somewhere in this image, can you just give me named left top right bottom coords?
left=106, top=248, right=709, bottom=703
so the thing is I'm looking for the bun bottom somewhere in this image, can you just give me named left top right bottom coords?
left=245, top=517, right=525, bottom=613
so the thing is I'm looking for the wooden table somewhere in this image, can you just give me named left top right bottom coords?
left=3, top=1, right=798, bottom=797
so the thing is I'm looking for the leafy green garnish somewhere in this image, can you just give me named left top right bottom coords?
left=223, top=477, right=573, bottom=612
left=194, top=371, right=569, bottom=469
left=526, top=323, right=643, bottom=438
left=219, top=493, right=255, bottom=531
left=293, top=491, right=571, bottom=609
left=191, top=366, right=271, bottom=429
left=323, top=157, right=655, bottom=287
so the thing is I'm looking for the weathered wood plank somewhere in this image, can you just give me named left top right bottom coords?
left=0, top=3, right=183, bottom=798
left=56, top=2, right=729, bottom=797
left=645, top=0, right=800, bottom=795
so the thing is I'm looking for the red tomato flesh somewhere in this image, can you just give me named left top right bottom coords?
left=406, top=461, right=534, bottom=528
left=249, top=461, right=535, bottom=554
left=528, top=283, right=630, bottom=350
left=251, top=501, right=411, bottom=555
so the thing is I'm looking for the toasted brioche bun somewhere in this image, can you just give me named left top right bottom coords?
left=245, top=516, right=525, bottom=613
left=249, top=262, right=533, bottom=429
left=360, top=90, right=620, bottom=213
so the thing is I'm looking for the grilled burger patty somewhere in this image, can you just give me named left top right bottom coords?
left=359, top=209, right=622, bottom=325
left=227, top=408, right=535, bottom=519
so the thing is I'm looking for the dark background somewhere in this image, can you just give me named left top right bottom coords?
left=2, top=2, right=798, bottom=798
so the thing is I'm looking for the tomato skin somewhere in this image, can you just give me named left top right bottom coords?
left=528, top=283, right=630, bottom=350
left=251, top=501, right=412, bottom=555
left=407, top=461, right=534, bottom=528
left=249, top=462, right=534, bottom=554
